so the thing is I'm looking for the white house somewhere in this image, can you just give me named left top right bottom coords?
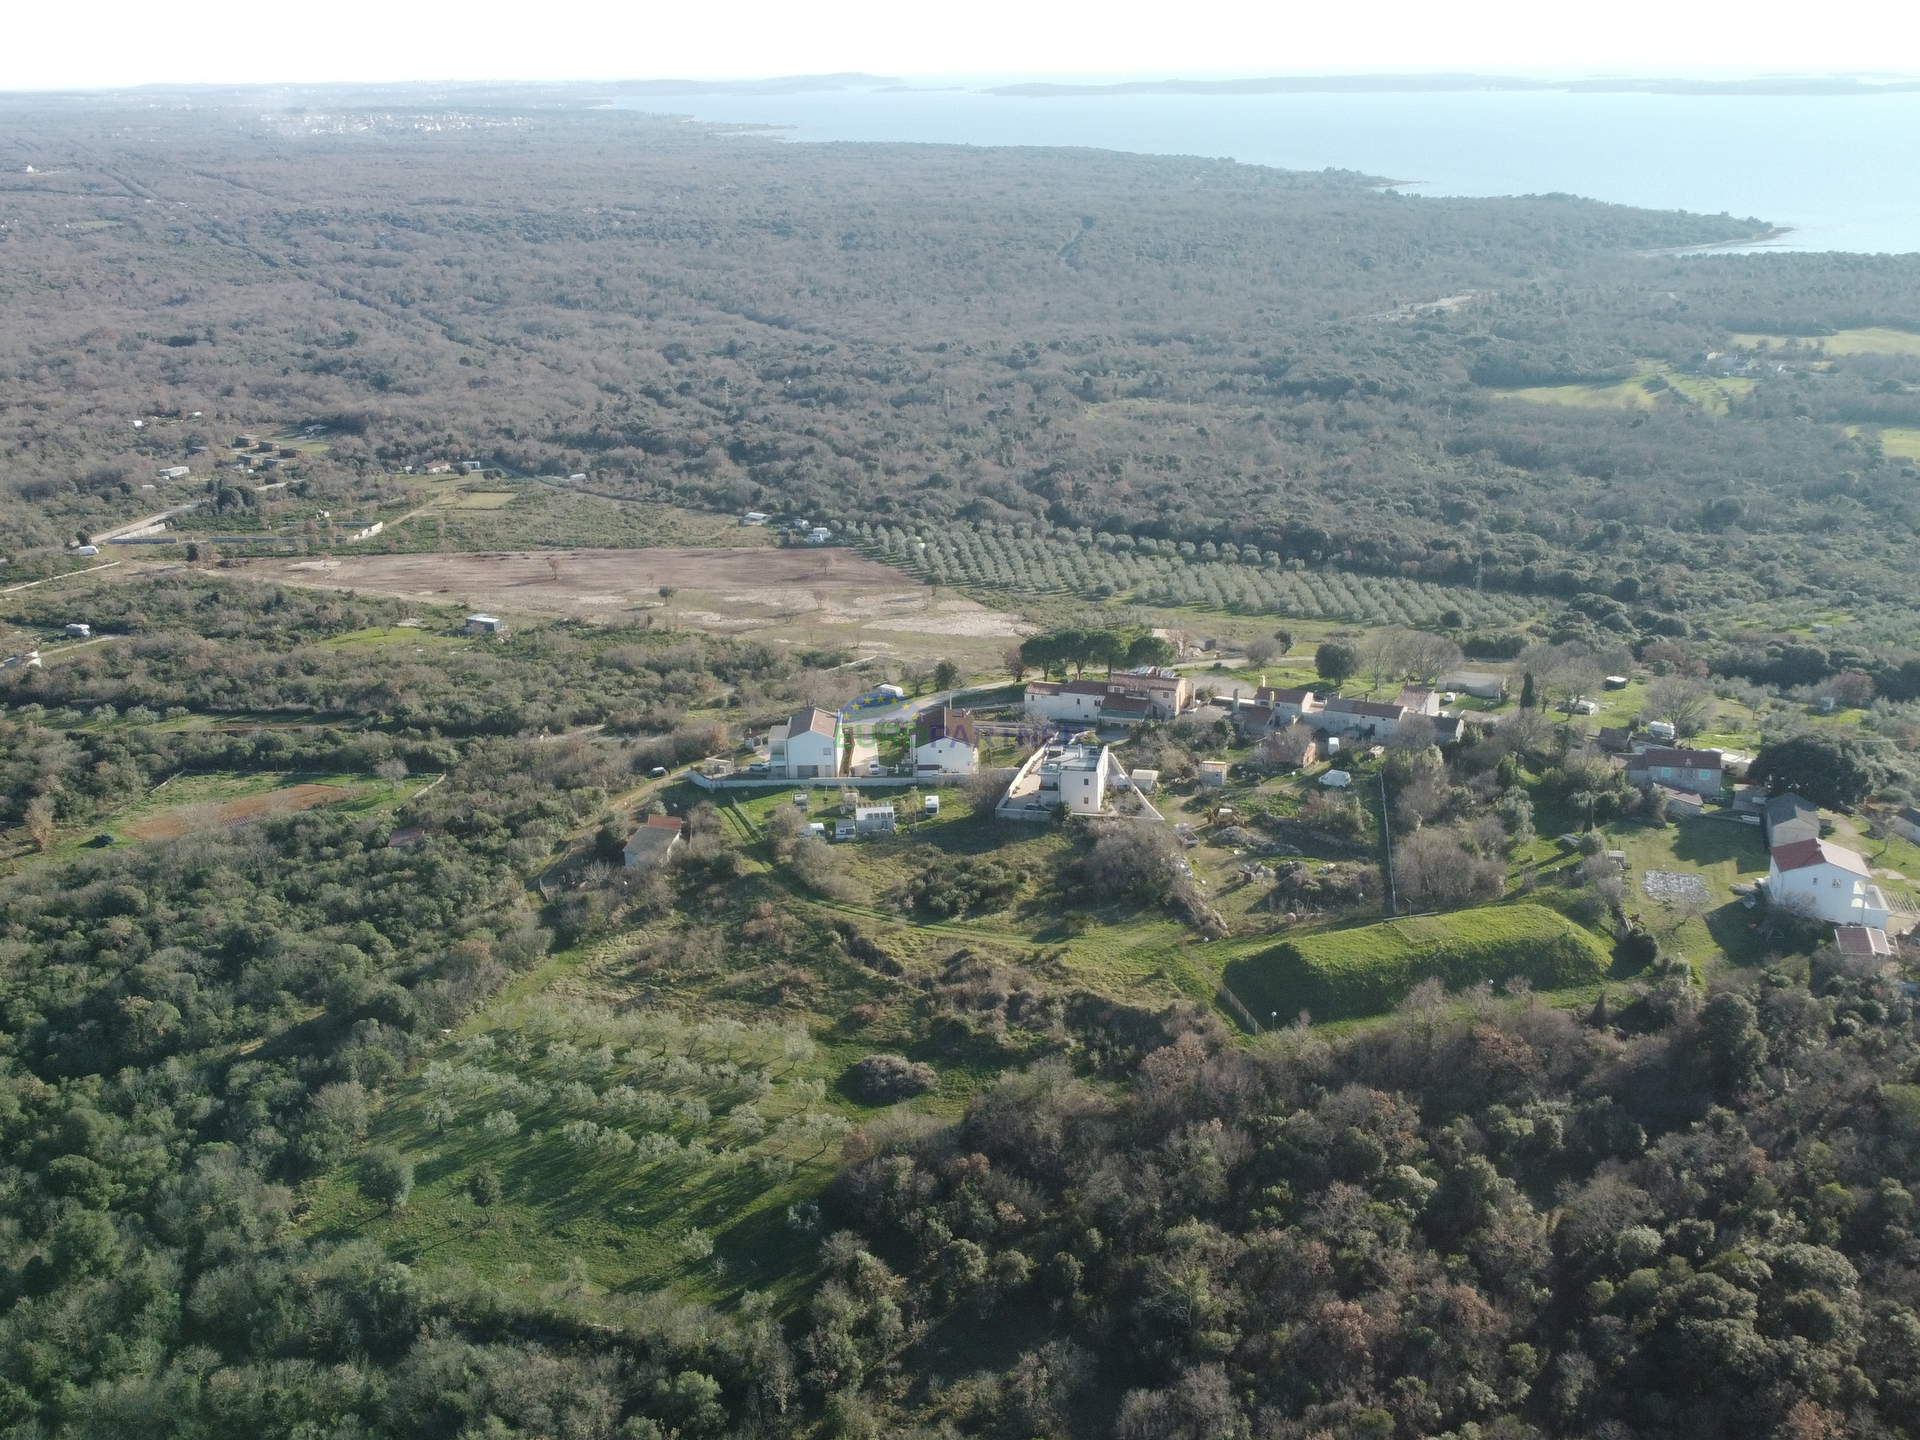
left=913, top=707, right=978, bottom=777
left=1321, top=697, right=1409, bottom=741
left=1395, top=687, right=1443, bottom=717
left=1767, top=838, right=1891, bottom=928
left=769, top=707, right=842, bottom=780
left=1254, top=686, right=1324, bottom=726
left=997, top=743, right=1114, bottom=821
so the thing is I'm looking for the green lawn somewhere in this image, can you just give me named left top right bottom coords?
left=1222, top=903, right=1611, bottom=1024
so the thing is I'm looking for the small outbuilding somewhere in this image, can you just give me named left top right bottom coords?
left=1320, top=770, right=1352, bottom=789
left=64, top=623, right=91, bottom=639
left=465, top=613, right=506, bottom=635
left=855, top=803, right=897, bottom=836
left=1834, top=923, right=1894, bottom=959
left=623, top=813, right=684, bottom=869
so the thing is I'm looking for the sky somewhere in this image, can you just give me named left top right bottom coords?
left=4, top=0, right=1916, bottom=91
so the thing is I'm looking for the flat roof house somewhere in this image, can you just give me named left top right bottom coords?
left=1768, top=838, right=1891, bottom=929
left=769, top=707, right=842, bottom=780
left=997, top=742, right=1115, bottom=821
left=624, top=813, right=684, bottom=868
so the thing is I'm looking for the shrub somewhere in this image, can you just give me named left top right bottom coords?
left=358, top=1146, right=415, bottom=1210
left=846, top=1054, right=939, bottom=1104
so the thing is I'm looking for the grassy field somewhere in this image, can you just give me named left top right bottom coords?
left=1222, top=904, right=1612, bottom=1024
left=1734, top=327, right=1920, bottom=357
left=1495, top=367, right=1754, bottom=415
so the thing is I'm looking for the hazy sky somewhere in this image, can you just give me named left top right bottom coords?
left=5, top=0, right=1916, bottom=90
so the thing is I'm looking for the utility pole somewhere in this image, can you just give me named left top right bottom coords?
left=1379, top=769, right=1397, bottom=919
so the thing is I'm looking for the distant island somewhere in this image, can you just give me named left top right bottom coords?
left=987, top=72, right=1920, bottom=98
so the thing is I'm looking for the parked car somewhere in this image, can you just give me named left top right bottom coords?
left=648, top=766, right=668, bottom=778
left=745, top=761, right=770, bottom=775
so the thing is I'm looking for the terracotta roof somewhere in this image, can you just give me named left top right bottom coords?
left=1772, top=837, right=1871, bottom=877
left=1834, top=924, right=1894, bottom=957
left=1635, top=747, right=1723, bottom=770
left=788, top=706, right=839, bottom=738
left=643, top=814, right=684, bottom=832
left=1025, top=681, right=1062, bottom=696
left=1063, top=679, right=1113, bottom=696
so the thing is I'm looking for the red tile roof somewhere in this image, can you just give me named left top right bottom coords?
left=1772, top=837, right=1870, bottom=876
left=1635, top=747, right=1723, bottom=770
left=644, top=814, right=684, bottom=832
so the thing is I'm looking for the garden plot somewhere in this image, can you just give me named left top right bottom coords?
left=1642, top=870, right=1712, bottom=905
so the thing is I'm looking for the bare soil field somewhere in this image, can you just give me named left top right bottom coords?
left=225, top=548, right=1033, bottom=656
left=257, top=547, right=907, bottom=607
left=124, top=782, right=352, bottom=840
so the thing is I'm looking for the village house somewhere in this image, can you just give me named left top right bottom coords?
left=1625, top=747, right=1724, bottom=796
left=1320, top=696, right=1409, bottom=742
left=1023, top=679, right=1157, bottom=728
left=1766, top=838, right=1892, bottom=929
left=997, top=742, right=1115, bottom=821
left=912, top=707, right=979, bottom=777
left=1253, top=686, right=1325, bottom=726
left=1104, top=666, right=1191, bottom=719
left=623, top=813, right=684, bottom=869
left=1394, top=686, right=1443, bottom=717
left=769, top=707, right=842, bottom=780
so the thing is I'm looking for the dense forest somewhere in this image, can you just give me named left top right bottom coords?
left=3, top=99, right=1920, bottom=644
left=4, top=89, right=1920, bottom=1440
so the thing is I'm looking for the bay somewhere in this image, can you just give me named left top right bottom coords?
left=614, top=85, right=1920, bottom=254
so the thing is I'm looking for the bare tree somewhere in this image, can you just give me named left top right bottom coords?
left=1399, top=631, right=1464, bottom=684
left=1393, top=828, right=1505, bottom=909
left=1645, top=675, right=1716, bottom=736
left=1258, top=723, right=1318, bottom=770
left=24, top=795, right=56, bottom=852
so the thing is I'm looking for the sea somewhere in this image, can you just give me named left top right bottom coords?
left=613, top=85, right=1920, bottom=254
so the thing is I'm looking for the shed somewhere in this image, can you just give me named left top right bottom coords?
left=1198, top=760, right=1230, bottom=788
left=1834, top=924, right=1894, bottom=958
left=1765, top=792, right=1820, bottom=849
left=623, top=814, right=684, bottom=869
left=465, top=613, right=505, bottom=635
left=1128, top=769, right=1160, bottom=794
left=64, top=623, right=91, bottom=639
left=1441, top=670, right=1508, bottom=700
